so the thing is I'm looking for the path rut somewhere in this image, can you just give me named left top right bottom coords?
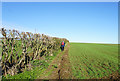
left=36, top=43, right=72, bottom=80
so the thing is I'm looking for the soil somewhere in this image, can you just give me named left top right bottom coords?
left=100, top=71, right=120, bottom=80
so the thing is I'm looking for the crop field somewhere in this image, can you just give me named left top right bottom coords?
left=69, top=43, right=118, bottom=79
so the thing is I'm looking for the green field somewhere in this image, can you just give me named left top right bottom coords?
left=69, top=43, right=118, bottom=79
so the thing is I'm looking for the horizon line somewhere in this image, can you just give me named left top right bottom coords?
left=70, top=41, right=119, bottom=44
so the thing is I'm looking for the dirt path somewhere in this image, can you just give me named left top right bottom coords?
left=58, top=43, right=72, bottom=79
left=36, top=43, right=72, bottom=80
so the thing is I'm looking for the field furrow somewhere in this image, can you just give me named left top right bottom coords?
left=69, top=43, right=118, bottom=79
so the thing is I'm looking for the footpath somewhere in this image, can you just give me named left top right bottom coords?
left=36, top=43, right=72, bottom=80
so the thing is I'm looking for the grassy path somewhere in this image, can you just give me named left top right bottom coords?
left=36, top=43, right=72, bottom=79
left=58, top=43, right=72, bottom=79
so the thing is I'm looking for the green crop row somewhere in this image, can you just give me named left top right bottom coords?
left=69, top=43, right=118, bottom=79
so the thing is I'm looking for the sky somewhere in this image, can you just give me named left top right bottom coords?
left=1, top=2, right=118, bottom=44
left=1, top=0, right=119, bottom=2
